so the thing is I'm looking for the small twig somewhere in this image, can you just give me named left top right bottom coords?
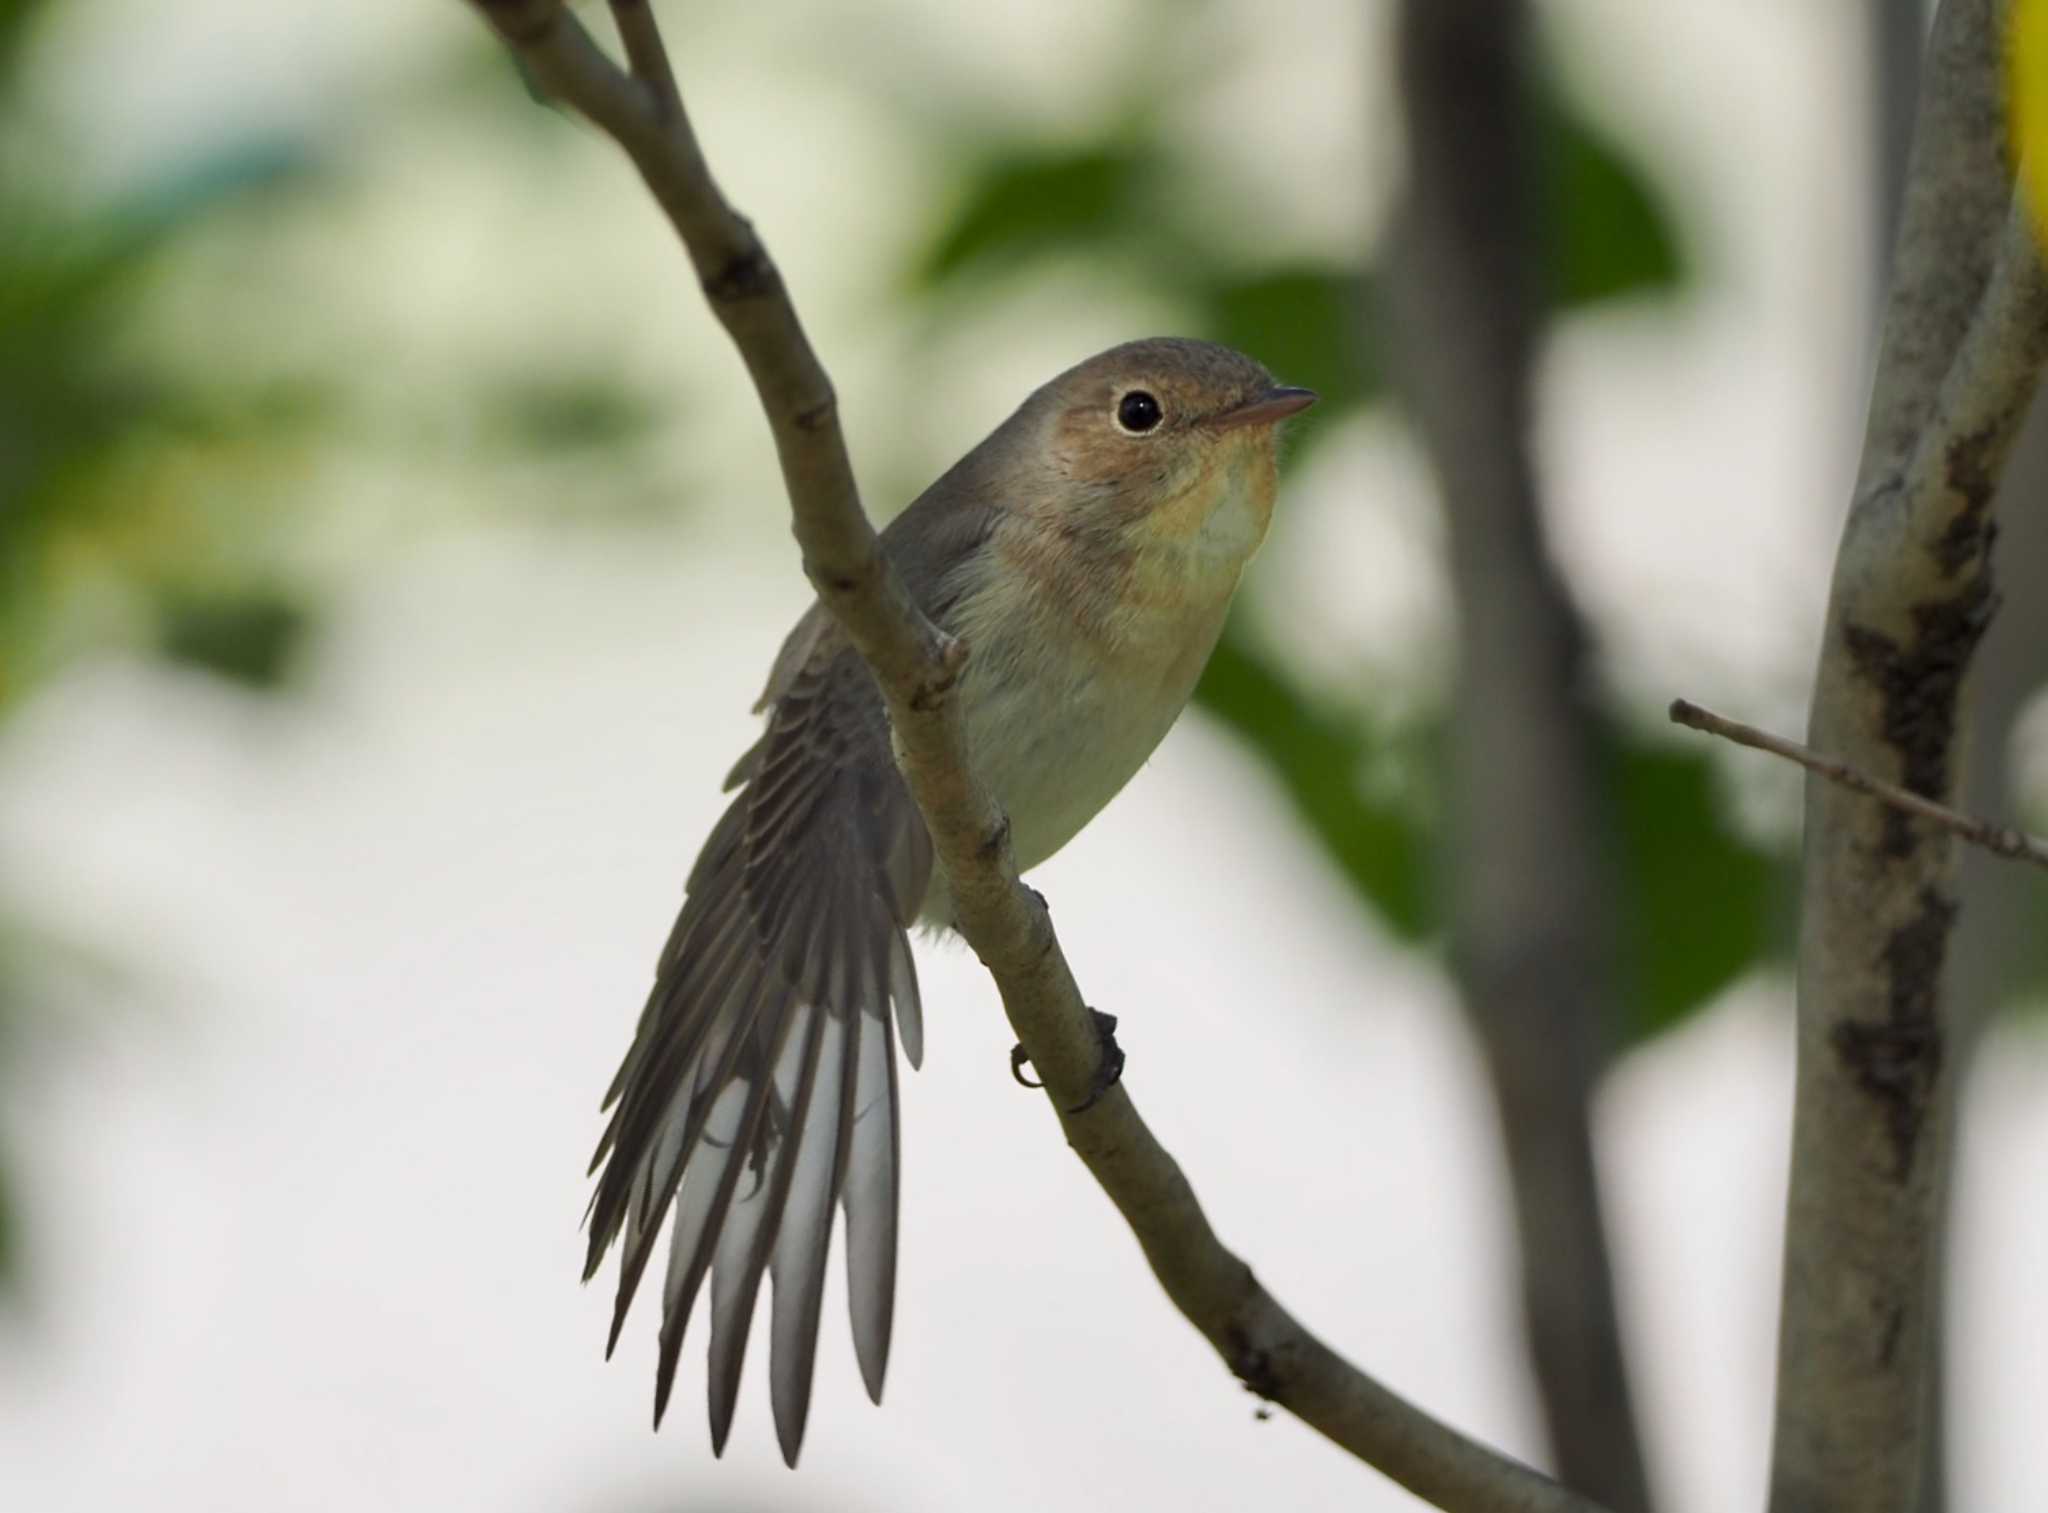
left=1669, top=698, right=2048, bottom=870
left=605, top=0, right=681, bottom=119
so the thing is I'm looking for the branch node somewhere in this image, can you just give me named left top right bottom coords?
left=793, top=396, right=838, bottom=433
left=606, top=0, right=681, bottom=121
left=1225, top=1323, right=1285, bottom=1403
left=702, top=247, right=778, bottom=302
left=907, top=640, right=966, bottom=711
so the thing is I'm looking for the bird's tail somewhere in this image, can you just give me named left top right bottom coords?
left=584, top=650, right=928, bottom=1464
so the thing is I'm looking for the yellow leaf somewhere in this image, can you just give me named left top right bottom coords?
left=2013, top=0, right=2048, bottom=234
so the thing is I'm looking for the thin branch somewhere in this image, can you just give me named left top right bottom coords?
left=468, top=4, right=1607, bottom=1510
left=1669, top=699, right=2048, bottom=869
left=606, top=0, right=681, bottom=120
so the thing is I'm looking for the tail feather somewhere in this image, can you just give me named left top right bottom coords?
left=767, top=920, right=866, bottom=1462
left=605, top=959, right=757, bottom=1354
left=844, top=921, right=902, bottom=1399
left=704, top=902, right=836, bottom=1453
left=586, top=893, right=756, bottom=1261
left=587, top=633, right=930, bottom=1463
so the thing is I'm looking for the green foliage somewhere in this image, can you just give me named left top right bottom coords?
left=486, top=375, right=664, bottom=453
left=914, top=139, right=1164, bottom=286
left=1197, top=631, right=1792, bottom=1045
left=0, top=2, right=330, bottom=1290
left=1608, top=736, right=1788, bottom=1038
left=1195, top=627, right=1433, bottom=938
left=905, top=66, right=1684, bottom=444
left=0, top=0, right=51, bottom=84
left=1538, top=94, right=1684, bottom=307
left=155, top=587, right=311, bottom=690
left=0, top=133, right=322, bottom=704
left=1199, top=268, right=1382, bottom=416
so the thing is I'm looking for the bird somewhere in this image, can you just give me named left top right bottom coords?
left=584, top=336, right=1316, bottom=1465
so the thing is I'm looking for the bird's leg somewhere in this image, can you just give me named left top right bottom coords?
left=1009, top=1009, right=1124, bottom=1114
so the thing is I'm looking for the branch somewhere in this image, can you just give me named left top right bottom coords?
left=1770, top=2, right=2048, bottom=1508
left=607, top=0, right=680, bottom=119
left=469, top=3, right=1607, bottom=1510
left=1669, top=699, right=2048, bottom=870
left=1388, top=2, right=1652, bottom=1508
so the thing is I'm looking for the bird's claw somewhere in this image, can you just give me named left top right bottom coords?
left=1009, top=1009, right=1124, bottom=1114
left=1007, top=1040, right=1040, bottom=1089
left=1009, top=1042, right=1042, bottom=1090
left=1070, top=1009, right=1125, bottom=1113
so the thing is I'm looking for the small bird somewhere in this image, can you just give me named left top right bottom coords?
left=585, top=337, right=1315, bottom=1464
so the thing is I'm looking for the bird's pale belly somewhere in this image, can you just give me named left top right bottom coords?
left=918, top=591, right=1230, bottom=922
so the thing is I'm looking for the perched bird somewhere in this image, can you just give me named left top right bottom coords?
left=585, top=337, right=1316, bottom=1464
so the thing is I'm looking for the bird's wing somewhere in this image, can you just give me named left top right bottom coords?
left=586, top=615, right=932, bottom=1465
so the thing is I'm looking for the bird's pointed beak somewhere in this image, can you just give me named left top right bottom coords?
left=1208, top=385, right=1319, bottom=433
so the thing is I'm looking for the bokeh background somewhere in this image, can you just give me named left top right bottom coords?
left=1, top=1, right=2044, bottom=1510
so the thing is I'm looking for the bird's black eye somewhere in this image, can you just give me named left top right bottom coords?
left=1115, top=390, right=1163, bottom=434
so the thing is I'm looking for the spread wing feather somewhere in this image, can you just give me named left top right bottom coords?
left=585, top=623, right=930, bottom=1465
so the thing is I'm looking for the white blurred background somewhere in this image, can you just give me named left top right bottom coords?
left=1, top=3, right=2044, bottom=1511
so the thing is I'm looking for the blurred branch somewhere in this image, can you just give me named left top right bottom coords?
left=469, top=2, right=1607, bottom=1508
left=1772, top=1, right=2048, bottom=1508
left=1670, top=699, right=2048, bottom=869
left=1871, top=0, right=1927, bottom=287
left=1920, top=397, right=2048, bottom=1513
left=1387, top=3, right=1653, bottom=1510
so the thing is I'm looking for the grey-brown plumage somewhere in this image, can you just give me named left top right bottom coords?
left=585, top=338, right=1313, bottom=1465
left=583, top=625, right=929, bottom=1464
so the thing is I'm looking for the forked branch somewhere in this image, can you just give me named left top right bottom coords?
left=469, top=2, right=1607, bottom=1509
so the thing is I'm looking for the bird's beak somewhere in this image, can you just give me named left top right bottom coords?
left=1208, top=385, right=1319, bottom=433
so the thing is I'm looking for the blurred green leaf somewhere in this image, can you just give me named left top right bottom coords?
left=1196, top=267, right=1379, bottom=413
left=1194, top=626, right=1433, bottom=938
left=488, top=376, right=661, bottom=452
left=1609, top=734, right=1788, bottom=1038
left=0, top=131, right=324, bottom=710
left=154, top=588, right=311, bottom=689
left=0, top=0, right=53, bottom=84
left=911, top=140, right=1160, bottom=286
left=113, top=136, right=315, bottom=242
left=1539, top=95, right=1684, bottom=308
left=1199, top=640, right=1791, bottom=1038
left=903, top=61, right=1682, bottom=442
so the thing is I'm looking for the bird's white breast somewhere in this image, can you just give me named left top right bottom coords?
left=916, top=458, right=1270, bottom=922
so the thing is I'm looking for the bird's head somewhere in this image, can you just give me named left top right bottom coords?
left=1027, top=337, right=1315, bottom=571
left=979, top=338, right=1316, bottom=617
